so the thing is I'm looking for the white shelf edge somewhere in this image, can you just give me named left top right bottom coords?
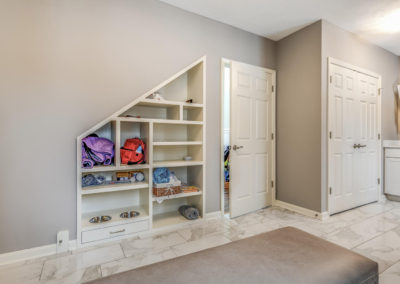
left=140, top=99, right=203, bottom=108
left=152, top=190, right=202, bottom=202
left=153, top=160, right=204, bottom=167
left=118, top=117, right=203, bottom=125
left=81, top=164, right=150, bottom=173
left=81, top=182, right=149, bottom=195
left=152, top=141, right=202, bottom=146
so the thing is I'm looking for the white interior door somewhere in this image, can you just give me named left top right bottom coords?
left=229, top=61, right=275, bottom=218
left=328, top=60, right=381, bottom=214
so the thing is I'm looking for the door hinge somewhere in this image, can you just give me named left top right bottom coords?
left=271, top=181, right=274, bottom=188
left=378, top=178, right=381, bottom=185
left=378, top=88, right=381, bottom=96
left=329, top=131, right=332, bottom=139
left=330, top=76, right=333, bottom=83
left=378, top=133, right=381, bottom=140
left=272, top=85, right=275, bottom=93
left=271, top=133, right=274, bottom=140
left=329, top=187, right=332, bottom=195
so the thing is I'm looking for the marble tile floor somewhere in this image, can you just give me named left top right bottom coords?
left=3, top=200, right=400, bottom=283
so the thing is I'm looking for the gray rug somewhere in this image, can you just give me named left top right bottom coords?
left=87, top=227, right=378, bottom=284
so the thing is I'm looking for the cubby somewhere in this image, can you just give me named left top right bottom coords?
left=120, top=121, right=150, bottom=166
left=77, top=57, right=205, bottom=246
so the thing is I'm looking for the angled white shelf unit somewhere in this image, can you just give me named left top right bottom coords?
left=77, top=56, right=206, bottom=246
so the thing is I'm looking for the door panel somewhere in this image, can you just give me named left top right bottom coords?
left=329, top=62, right=380, bottom=214
left=230, top=61, right=274, bottom=218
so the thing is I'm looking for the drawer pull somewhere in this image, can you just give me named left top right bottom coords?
left=109, top=229, right=126, bottom=234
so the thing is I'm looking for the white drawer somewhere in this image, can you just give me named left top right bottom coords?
left=82, top=219, right=149, bottom=243
left=385, top=149, right=400, bottom=158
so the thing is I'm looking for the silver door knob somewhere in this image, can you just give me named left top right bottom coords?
left=232, top=145, right=244, bottom=151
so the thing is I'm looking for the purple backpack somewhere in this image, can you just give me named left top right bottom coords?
left=82, top=136, right=115, bottom=169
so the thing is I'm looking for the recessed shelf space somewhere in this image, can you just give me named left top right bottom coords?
left=119, top=102, right=180, bottom=120
left=153, top=145, right=203, bottom=164
left=81, top=169, right=150, bottom=195
left=82, top=189, right=149, bottom=230
left=152, top=195, right=203, bottom=229
left=120, top=121, right=149, bottom=166
left=153, top=123, right=202, bottom=143
left=183, top=106, right=203, bottom=122
left=81, top=121, right=117, bottom=170
left=155, top=62, right=204, bottom=104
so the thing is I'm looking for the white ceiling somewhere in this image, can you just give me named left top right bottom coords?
left=160, top=0, right=400, bottom=55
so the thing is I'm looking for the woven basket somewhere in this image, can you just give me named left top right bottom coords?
left=153, top=181, right=182, bottom=197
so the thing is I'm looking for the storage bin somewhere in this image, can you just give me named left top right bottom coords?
left=153, top=181, right=181, bottom=197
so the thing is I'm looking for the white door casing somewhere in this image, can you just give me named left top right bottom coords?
left=229, top=60, right=275, bottom=218
left=328, top=58, right=381, bottom=214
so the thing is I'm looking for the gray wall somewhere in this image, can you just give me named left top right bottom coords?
left=276, top=21, right=322, bottom=212
left=0, top=0, right=276, bottom=253
left=321, top=20, right=400, bottom=211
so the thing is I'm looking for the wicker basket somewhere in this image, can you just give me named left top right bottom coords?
left=153, top=181, right=182, bottom=197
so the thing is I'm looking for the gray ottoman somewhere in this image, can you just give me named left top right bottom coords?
left=88, top=227, right=378, bottom=284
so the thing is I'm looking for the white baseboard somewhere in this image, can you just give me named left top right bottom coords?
left=274, top=200, right=329, bottom=220
left=0, top=240, right=77, bottom=266
left=205, top=211, right=223, bottom=219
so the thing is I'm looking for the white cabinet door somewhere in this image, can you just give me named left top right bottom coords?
left=230, top=61, right=274, bottom=218
left=385, top=158, right=400, bottom=196
left=329, top=62, right=380, bottom=214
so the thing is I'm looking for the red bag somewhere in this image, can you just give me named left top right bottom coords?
left=120, top=138, right=146, bottom=165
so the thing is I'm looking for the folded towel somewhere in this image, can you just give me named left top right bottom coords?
left=153, top=167, right=171, bottom=184
left=178, top=205, right=199, bottom=220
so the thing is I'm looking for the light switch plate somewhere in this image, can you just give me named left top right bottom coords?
left=57, top=230, right=69, bottom=254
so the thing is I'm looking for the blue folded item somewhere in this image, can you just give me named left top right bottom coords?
left=178, top=205, right=200, bottom=220
left=153, top=167, right=171, bottom=184
left=82, top=174, right=106, bottom=187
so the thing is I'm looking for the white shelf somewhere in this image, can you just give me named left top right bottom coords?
left=152, top=211, right=202, bottom=229
left=140, top=99, right=203, bottom=108
left=81, top=182, right=149, bottom=195
left=152, top=190, right=202, bottom=202
left=119, top=117, right=203, bottom=125
left=153, top=160, right=204, bottom=167
left=82, top=205, right=149, bottom=231
left=82, top=164, right=150, bottom=173
left=153, top=141, right=202, bottom=146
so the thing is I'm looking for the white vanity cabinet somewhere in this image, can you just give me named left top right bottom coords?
left=384, top=141, right=400, bottom=197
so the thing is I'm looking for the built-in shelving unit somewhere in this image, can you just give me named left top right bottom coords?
left=77, top=57, right=206, bottom=246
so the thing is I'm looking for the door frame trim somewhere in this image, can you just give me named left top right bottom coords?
left=327, top=57, right=382, bottom=214
left=220, top=58, right=276, bottom=217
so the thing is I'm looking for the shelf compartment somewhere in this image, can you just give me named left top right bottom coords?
left=119, top=102, right=180, bottom=120
left=152, top=165, right=203, bottom=190
left=156, top=62, right=204, bottom=104
left=81, top=169, right=149, bottom=191
left=81, top=205, right=149, bottom=231
left=183, top=106, right=203, bottom=122
left=153, top=145, right=202, bottom=163
left=152, top=195, right=203, bottom=229
left=119, top=117, right=202, bottom=125
left=120, top=121, right=150, bottom=166
left=81, top=120, right=117, bottom=170
left=153, top=123, right=202, bottom=142
left=81, top=182, right=149, bottom=195
left=82, top=188, right=149, bottom=230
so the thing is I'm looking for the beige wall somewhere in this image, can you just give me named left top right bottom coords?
left=276, top=21, right=322, bottom=212
left=0, top=0, right=276, bottom=253
left=321, top=20, right=400, bottom=211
